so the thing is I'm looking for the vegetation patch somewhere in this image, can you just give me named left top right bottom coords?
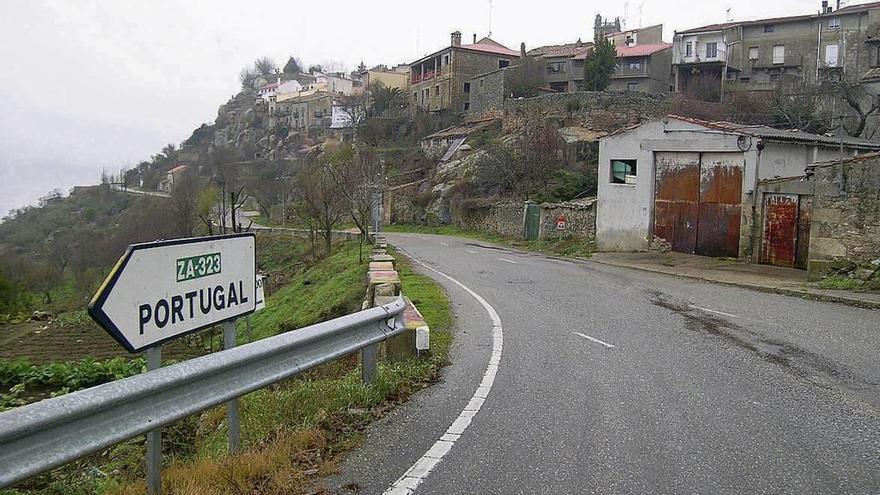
left=4, top=234, right=454, bottom=495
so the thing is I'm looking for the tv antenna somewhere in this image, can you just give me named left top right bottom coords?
left=726, top=7, right=733, bottom=22
left=488, top=0, right=493, bottom=37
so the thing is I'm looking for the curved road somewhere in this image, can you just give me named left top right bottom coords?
left=322, top=233, right=880, bottom=495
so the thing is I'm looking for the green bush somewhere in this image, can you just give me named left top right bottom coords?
left=531, top=169, right=590, bottom=204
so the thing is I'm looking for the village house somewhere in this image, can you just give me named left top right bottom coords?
left=409, top=31, right=521, bottom=113
left=367, top=64, right=410, bottom=90
left=596, top=115, right=880, bottom=261
left=271, top=91, right=336, bottom=134
left=527, top=41, right=592, bottom=92
left=673, top=0, right=880, bottom=95
left=603, top=24, right=673, bottom=92
left=158, top=165, right=188, bottom=193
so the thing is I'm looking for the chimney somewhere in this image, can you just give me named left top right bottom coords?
left=474, top=33, right=478, bottom=44
left=451, top=31, right=462, bottom=46
left=821, top=0, right=829, bottom=12
left=520, top=42, right=527, bottom=58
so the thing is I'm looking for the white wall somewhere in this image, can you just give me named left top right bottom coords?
left=597, top=118, right=748, bottom=251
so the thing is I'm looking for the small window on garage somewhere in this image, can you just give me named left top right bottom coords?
left=611, top=159, right=637, bottom=184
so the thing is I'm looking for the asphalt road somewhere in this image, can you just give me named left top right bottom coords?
left=321, top=233, right=880, bottom=495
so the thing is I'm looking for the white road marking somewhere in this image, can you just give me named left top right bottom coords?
left=440, top=242, right=449, bottom=247
left=400, top=234, right=413, bottom=238
left=688, top=305, right=742, bottom=319
left=498, top=258, right=518, bottom=264
left=573, top=332, right=616, bottom=349
left=465, top=249, right=477, bottom=254
left=384, top=255, right=503, bottom=495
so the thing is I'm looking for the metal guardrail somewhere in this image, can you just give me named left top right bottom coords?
left=0, top=296, right=406, bottom=487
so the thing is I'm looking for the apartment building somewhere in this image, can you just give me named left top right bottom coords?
left=674, top=1, right=880, bottom=94
left=410, top=31, right=521, bottom=112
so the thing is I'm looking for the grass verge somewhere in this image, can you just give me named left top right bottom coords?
left=382, top=223, right=595, bottom=259
left=105, top=240, right=452, bottom=494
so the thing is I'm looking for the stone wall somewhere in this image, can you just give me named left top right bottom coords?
left=468, top=68, right=508, bottom=114
left=537, top=199, right=597, bottom=240
left=455, top=200, right=524, bottom=238
left=809, top=156, right=880, bottom=271
left=502, top=91, right=669, bottom=134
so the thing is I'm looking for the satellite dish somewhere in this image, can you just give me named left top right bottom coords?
left=737, top=135, right=753, bottom=151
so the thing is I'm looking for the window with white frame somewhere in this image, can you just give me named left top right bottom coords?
left=828, top=17, right=840, bottom=29
left=706, top=42, right=718, bottom=59
left=685, top=42, right=693, bottom=57
left=628, top=61, right=641, bottom=70
left=749, top=47, right=759, bottom=60
left=825, top=44, right=839, bottom=67
left=772, top=45, right=785, bottom=64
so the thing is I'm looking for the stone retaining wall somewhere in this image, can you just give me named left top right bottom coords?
left=502, top=91, right=669, bottom=134
left=809, top=157, right=880, bottom=267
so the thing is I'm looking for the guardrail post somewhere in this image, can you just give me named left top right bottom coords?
left=223, top=321, right=240, bottom=453
left=361, top=344, right=378, bottom=385
left=145, top=346, right=162, bottom=495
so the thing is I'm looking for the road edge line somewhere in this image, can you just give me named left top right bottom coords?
left=383, top=251, right=503, bottom=495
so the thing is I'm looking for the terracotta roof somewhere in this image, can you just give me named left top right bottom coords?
left=615, top=43, right=672, bottom=58
left=458, top=41, right=521, bottom=57
left=528, top=42, right=592, bottom=58
left=410, top=38, right=520, bottom=65
left=168, top=165, right=188, bottom=174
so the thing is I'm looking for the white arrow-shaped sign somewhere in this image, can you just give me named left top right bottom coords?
left=89, top=233, right=256, bottom=353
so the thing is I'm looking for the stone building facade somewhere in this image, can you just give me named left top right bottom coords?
left=409, top=31, right=521, bottom=113
left=674, top=1, right=880, bottom=94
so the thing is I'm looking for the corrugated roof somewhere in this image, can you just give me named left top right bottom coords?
left=668, top=115, right=880, bottom=148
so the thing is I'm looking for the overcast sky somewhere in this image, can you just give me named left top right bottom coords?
left=1, top=0, right=830, bottom=216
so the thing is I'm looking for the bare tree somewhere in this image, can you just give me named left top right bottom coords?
left=170, top=171, right=199, bottom=236
left=328, top=145, right=383, bottom=262
left=240, top=66, right=259, bottom=89
left=254, top=56, right=278, bottom=76
left=336, top=93, right=370, bottom=138
left=293, top=158, right=345, bottom=256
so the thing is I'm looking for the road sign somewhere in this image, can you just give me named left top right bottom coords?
left=89, top=234, right=256, bottom=353
left=255, top=275, right=266, bottom=311
left=556, top=215, right=566, bottom=230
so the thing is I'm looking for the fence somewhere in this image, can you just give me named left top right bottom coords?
left=0, top=297, right=406, bottom=488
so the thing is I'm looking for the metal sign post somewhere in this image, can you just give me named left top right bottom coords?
left=144, top=346, right=162, bottom=495
left=223, top=321, right=240, bottom=453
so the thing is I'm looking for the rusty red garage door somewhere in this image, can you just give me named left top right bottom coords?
left=761, top=193, right=812, bottom=269
left=654, top=152, right=700, bottom=253
left=654, top=152, right=744, bottom=258
left=696, top=153, right=743, bottom=258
